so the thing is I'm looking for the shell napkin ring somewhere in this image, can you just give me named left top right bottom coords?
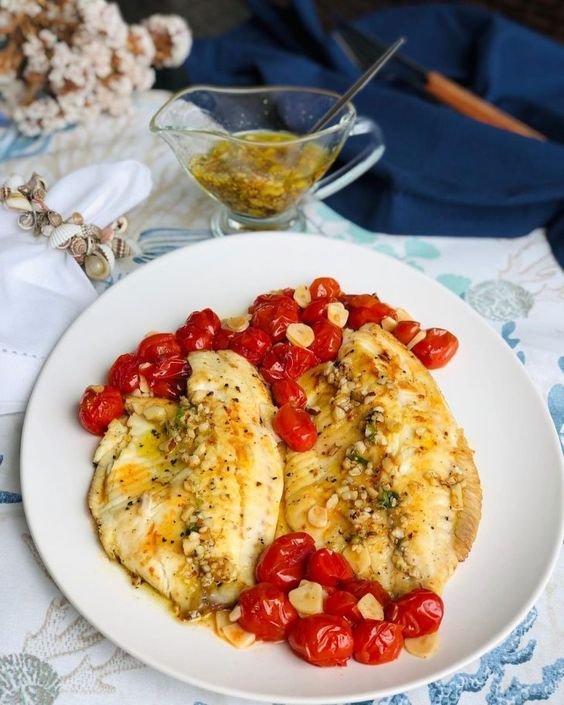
left=0, top=173, right=135, bottom=281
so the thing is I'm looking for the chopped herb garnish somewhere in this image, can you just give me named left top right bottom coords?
left=347, top=451, right=368, bottom=466
left=378, top=490, right=400, bottom=509
left=186, top=524, right=199, bottom=534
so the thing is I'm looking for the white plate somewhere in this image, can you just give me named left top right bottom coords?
left=21, top=233, right=564, bottom=704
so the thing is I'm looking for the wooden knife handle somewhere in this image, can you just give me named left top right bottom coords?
left=425, top=71, right=545, bottom=141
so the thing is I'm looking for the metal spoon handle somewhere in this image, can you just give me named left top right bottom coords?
left=309, top=36, right=406, bottom=134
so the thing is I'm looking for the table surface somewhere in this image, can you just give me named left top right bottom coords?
left=1, top=90, right=563, bottom=705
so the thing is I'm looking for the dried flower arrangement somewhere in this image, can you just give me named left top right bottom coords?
left=0, top=0, right=192, bottom=136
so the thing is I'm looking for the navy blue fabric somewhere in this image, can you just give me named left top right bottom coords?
left=186, top=1, right=564, bottom=265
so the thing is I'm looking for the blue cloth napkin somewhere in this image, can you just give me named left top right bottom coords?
left=186, top=1, right=564, bottom=266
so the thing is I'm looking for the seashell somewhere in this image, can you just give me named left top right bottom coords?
left=18, top=211, right=36, bottom=230
left=68, top=235, right=88, bottom=258
left=49, top=222, right=82, bottom=249
left=32, top=186, right=46, bottom=202
left=84, top=246, right=114, bottom=281
left=47, top=210, right=62, bottom=227
left=68, top=212, right=84, bottom=225
left=100, top=226, right=114, bottom=244
left=6, top=174, right=24, bottom=189
left=40, top=222, right=54, bottom=237
left=97, top=242, right=115, bottom=268
left=81, top=223, right=102, bottom=241
left=0, top=186, right=10, bottom=202
left=113, top=216, right=128, bottom=234
left=111, top=236, right=133, bottom=258
left=5, top=191, right=32, bottom=211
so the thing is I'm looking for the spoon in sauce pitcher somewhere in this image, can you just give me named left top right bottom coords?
left=309, top=36, right=406, bottom=133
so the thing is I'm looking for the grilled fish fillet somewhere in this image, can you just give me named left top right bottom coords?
left=281, top=324, right=481, bottom=596
left=89, top=350, right=284, bottom=618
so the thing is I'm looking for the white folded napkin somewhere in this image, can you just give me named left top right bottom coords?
left=0, top=160, right=152, bottom=415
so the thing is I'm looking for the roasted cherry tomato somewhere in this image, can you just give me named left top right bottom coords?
left=410, top=328, right=459, bottom=369
left=273, top=404, right=317, bottom=452
left=340, top=293, right=381, bottom=309
left=256, top=532, right=316, bottom=590
left=108, top=352, right=140, bottom=394
left=137, top=333, right=181, bottom=362
left=346, top=302, right=397, bottom=330
left=288, top=614, right=354, bottom=667
left=251, top=295, right=301, bottom=342
left=237, top=583, right=297, bottom=641
left=249, top=290, right=294, bottom=313
left=213, top=328, right=236, bottom=350
left=385, top=588, right=444, bottom=637
left=260, top=343, right=319, bottom=384
left=310, top=277, right=341, bottom=300
left=301, top=298, right=334, bottom=325
left=324, top=590, right=361, bottom=624
left=142, top=355, right=190, bottom=400
left=79, top=385, right=124, bottom=435
left=305, top=548, right=354, bottom=587
left=342, top=579, right=391, bottom=607
left=309, top=320, right=342, bottom=362
left=353, top=620, right=404, bottom=665
left=392, top=320, right=421, bottom=346
left=271, top=379, right=307, bottom=408
left=185, top=307, right=221, bottom=335
left=228, top=327, right=272, bottom=365
left=176, top=323, right=214, bottom=354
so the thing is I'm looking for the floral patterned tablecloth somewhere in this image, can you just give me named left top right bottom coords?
left=1, top=90, right=563, bottom=705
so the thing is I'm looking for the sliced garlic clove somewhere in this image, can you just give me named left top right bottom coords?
left=404, top=632, right=440, bottom=658
left=407, top=330, right=427, bottom=350
left=222, top=314, right=251, bottom=332
left=356, top=593, right=384, bottom=621
left=327, top=302, right=349, bottom=328
left=293, top=285, right=311, bottom=308
left=221, top=622, right=256, bottom=648
left=288, top=580, right=325, bottom=616
left=286, top=322, right=314, bottom=348
left=307, top=505, right=328, bottom=528
left=381, top=316, right=398, bottom=332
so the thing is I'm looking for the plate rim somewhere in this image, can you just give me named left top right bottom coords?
left=20, top=231, right=564, bottom=704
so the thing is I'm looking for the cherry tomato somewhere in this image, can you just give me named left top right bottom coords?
left=309, top=320, right=342, bottom=362
left=302, top=298, right=333, bottom=325
left=347, top=302, right=397, bottom=330
left=288, top=615, right=354, bottom=667
left=176, top=324, right=214, bottom=354
left=237, top=583, right=297, bottom=641
left=79, top=385, right=124, bottom=435
left=256, top=532, right=316, bottom=590
left=213, top=328, right=236, bottom=350
left=260, top=343, right=319, bottom=384
left=385, top=588, right=444, bottom=637
left=340, top=293, right=382, bottom=309
left=353, top=620, right=404, bottom=665
left=137, top=333, right=181, bottom=362
left=251, top=295, right=300, bottom=342
left=310, top=277, right=341, bottom=300
left=410, top=328, right=459, bottom=369
left=342, top=579, right=391, bottom=607
left=108, top=353, right=140, bottom=394
left=324, top=590, right=361, bottom=624
left=185, top=308, right=221, bottom=335
left=271, top=379, right=307, bottom=408
left=143, top=355, right=190, bottom=400
left=228, top=327, right=272, bottom=365
left=305, top=548, right=354, bottom=587
left=392, top=320, right=421, bottom=346
left=249, top=290, right=294, bottom=313
left=273, top=404, right=317, bottom=452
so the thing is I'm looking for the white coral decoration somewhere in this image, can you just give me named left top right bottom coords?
left=0, top=0, right=192, bottom=136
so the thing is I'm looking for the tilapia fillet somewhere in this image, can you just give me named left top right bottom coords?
left=282, top=324, right=481, bottom=596
left=89, top=350, right=284, bottom=618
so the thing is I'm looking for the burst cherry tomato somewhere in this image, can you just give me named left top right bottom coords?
left=271, top=379, right=307, bottom=408
left=137, top=333, right=181, bottom=362
left=260, top=343, right=319, bottom=384
left=309, top=320, right=342, bottom=362
left=302, top=298, right=333, bottom=325
left=340, top=293, right=381, bottom=309
left=273, top=404, right=317, bottom=452
left=228, top=327, right=272, bottom=365
left=251, top=295, right=300, bottom=342
left=142, top=355, right=190, bottom=400
left=237, top=583, right=297, bottom=641
left=410, top=328, right=459, bottom=369
left=346, top=302, right=397, bottom=330
left=324, top=590, right=361, bottom=624
left=108, top=352, right=140, bottom=394
left=249, top=290, right=294, bottom=313
left=288, top=615, right=354, bottom=667
left=213, top=328, right=236, bottom=350
left=256, top=532, right=316, bottom=590
left=310, top=277, right=341, bottom=300
left=176, top=324, right=214, bottom=354
left=342, top=579, right=391, bottom=607
left=79, top=385, right=124, bottom=435
left=392, top=320, right=421, bottom=346
left=353, top=620, right=404, bottom=665
left=305, top=548, right=354, bottom=587
left=385, top=588, right=444, bottom=637
left=185, top=307, right=221, bottom=335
